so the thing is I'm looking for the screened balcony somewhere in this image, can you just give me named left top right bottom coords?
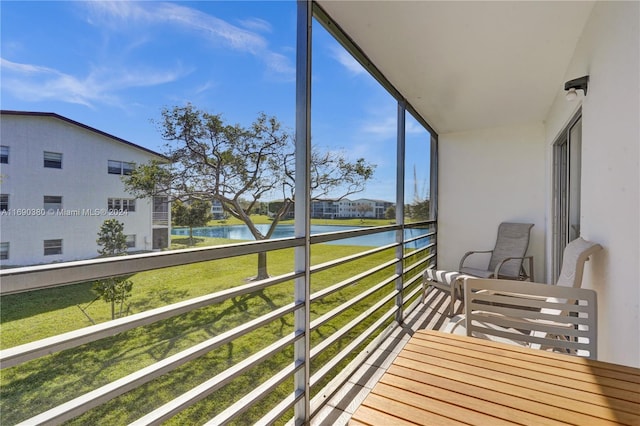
left=1, top=0, right=638, bottom=425
left=0, top=222, right=439, bottom=425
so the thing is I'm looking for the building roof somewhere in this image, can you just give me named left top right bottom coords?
left=0, top=110, right=166, bottom=159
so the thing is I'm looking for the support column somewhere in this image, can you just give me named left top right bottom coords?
left=293, top=0, right=312, bottom=424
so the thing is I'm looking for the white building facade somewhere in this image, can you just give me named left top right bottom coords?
left=0, top=111, right=169, bottom=266
left=310, top=198, right=394, bottom=219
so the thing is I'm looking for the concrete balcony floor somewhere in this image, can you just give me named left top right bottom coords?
left=312, top=287, right=458, bottom=425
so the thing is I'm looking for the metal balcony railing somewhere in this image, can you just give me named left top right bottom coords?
left=0, top=221, right=436, bottom=425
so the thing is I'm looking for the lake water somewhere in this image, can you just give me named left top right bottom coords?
left=172, top=224, right=430, bottom=248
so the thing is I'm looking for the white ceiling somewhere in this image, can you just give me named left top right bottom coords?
left=316, top=1, right=595, bottom=134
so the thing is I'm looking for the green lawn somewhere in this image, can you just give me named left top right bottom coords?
left=0, top=237, right=427, bottom=425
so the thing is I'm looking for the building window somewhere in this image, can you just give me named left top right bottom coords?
left=126, top=234, right=136, bottom=249
left=108, top=198, right=135, bottom=212
left=0, top=194, right=8, bottom=211
left=44, top=151, right=62, bottom=169
left=108, top=160, right=135, bottom=175
left=44, top=239, right=63, bottom=256
left=0, top=146, right=8, bottom=164
left=44, top=195, right=63, bottom=211
left=0, top=242, right=8, bottom=260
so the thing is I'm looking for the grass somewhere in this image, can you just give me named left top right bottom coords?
left=0, top=236, right=429, bottom=425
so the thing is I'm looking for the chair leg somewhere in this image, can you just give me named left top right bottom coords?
left=449, top=285, right=455, bottom=316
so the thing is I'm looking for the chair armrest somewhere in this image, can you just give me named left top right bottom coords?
left=459, top=250, right=493, bottom=270
left=494, top=255, right=534, bottom=281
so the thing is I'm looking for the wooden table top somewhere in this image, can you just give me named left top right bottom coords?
left=350, top=330, right=640, bottom=426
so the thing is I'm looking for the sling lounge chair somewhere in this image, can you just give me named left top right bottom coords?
left=459, top=222, right=534, bottom=281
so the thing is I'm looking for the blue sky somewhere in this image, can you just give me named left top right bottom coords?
left=1, top=1, right=431, bottom=203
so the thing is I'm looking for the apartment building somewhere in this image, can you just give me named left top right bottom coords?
left=0, top=111, right=169, bottom=266
left=311, top=198, right=394, bottom=219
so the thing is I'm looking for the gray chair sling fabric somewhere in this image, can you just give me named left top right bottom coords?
left=459, top=222, right=534, bottom=281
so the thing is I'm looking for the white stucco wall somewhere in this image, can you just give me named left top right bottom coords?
left=0, top=114, right=164, bottom=266
left=437, top=123, right=546, bottom=282
left=544, top=2, right=639, bottom=366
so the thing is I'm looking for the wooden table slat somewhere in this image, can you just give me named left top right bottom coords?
left=400, top=343, right=640, bottom=407
left=417, top=331, right=640, bottom=381
left=361, top=393, right=458, bottom=426
left=377, top=374, right=569, bottom=426
left=406, top=338, right=640, bottom=392
left=350, top=331, right=640, bottom=426
left=389, top=360, right=638, bottom=425
left=373, top=381, right=522, bottom=426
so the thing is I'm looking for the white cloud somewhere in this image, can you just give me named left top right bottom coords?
left=84, top=1, right=294, bottom=76
left=330, top=46, right=366, bottom=76
left=238, top=17, right=273, bottom=34
left=1, top=57, right=185, bottom=108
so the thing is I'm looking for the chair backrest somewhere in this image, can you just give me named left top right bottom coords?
left=487, top=222, right=534, bottom=278
left=463, top=278, right=598, bottom=359
left=556, top=237, right=603, bottom=288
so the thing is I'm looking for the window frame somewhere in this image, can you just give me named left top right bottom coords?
left=125, top=234, right=136, bottom=249
left=0, top=194, right=8, bottom=211
left=44, top=239, right=63, bottom=256
left=0, top=145, right=8, bottom=164
left=552, top=109, right=582, bottom=281
left=0, top=242, right=8, bottom=260
left=44, top=151, right=63, bottom=169
left=44, top=195, right=63, bottom=211
left=108, top=160, right=135, bottom=175
left=108, top=198, right=136, bottom=212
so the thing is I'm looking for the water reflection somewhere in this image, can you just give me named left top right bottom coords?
left=172, top=224, right=429, bottom=248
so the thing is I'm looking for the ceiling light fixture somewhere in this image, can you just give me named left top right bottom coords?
left=564, top=75, right=589, bottom=101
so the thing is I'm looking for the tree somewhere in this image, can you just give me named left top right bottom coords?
left=96, top=218, right=128, bottom=256
left=124, top=104, right=375, bottom=279
left=355, top=203, right=373, bottom=219
left=385, top=205, right=396, bottom=220
left=94, top=219, right=133, bottom=319
left=172, top=199, right=213, bottom=245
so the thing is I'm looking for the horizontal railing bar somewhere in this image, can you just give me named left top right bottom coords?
left=309, top=224, right=399, bottom=245
left=310, top=304, right=398, bottom=389
left=403, top=220, right=437, bottom=229
left=402, top=232, right=431, bottom=246
left=310, top=242, right=397, bottom=275
left=131, top=333, right=302, bottom=426
left=402, top=258, right=427, bottom=276
left=2, top=216, right=438, bottom=425
left=310, top=274, right=397, bottom=333
left=403, top=270, right=424, bottom=289
left=206, top=361, right=302, bottom=425
left=401, top=242, right=435, bottom=261
left=18, top=302, right=301, bottom=426
left=401, top=279, right=424, bottom=305
left=310, top=289, right=398, bottom=361
left=0, top=237, right=303, bottom=295
left=311, top=258, right=398, bottom=303
left=259, top=391, right=303, bottom=426
left=1, top=272, right=300, bottom=368
left=308, top=305, right=402, bottom=419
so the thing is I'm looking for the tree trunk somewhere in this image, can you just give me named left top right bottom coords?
left=256, top=251, right=269, bottom=280
left=189, top=226, right=193, bottom=246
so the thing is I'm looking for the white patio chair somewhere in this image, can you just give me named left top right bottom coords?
left=446, top=278, right=598, bottom=359
left=555, top=237, right=602, bottom=288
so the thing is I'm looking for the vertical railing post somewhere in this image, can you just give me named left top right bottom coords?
left=294, top=0, right=312, bottom=424
left=395, top=102, right=406, bottom=323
